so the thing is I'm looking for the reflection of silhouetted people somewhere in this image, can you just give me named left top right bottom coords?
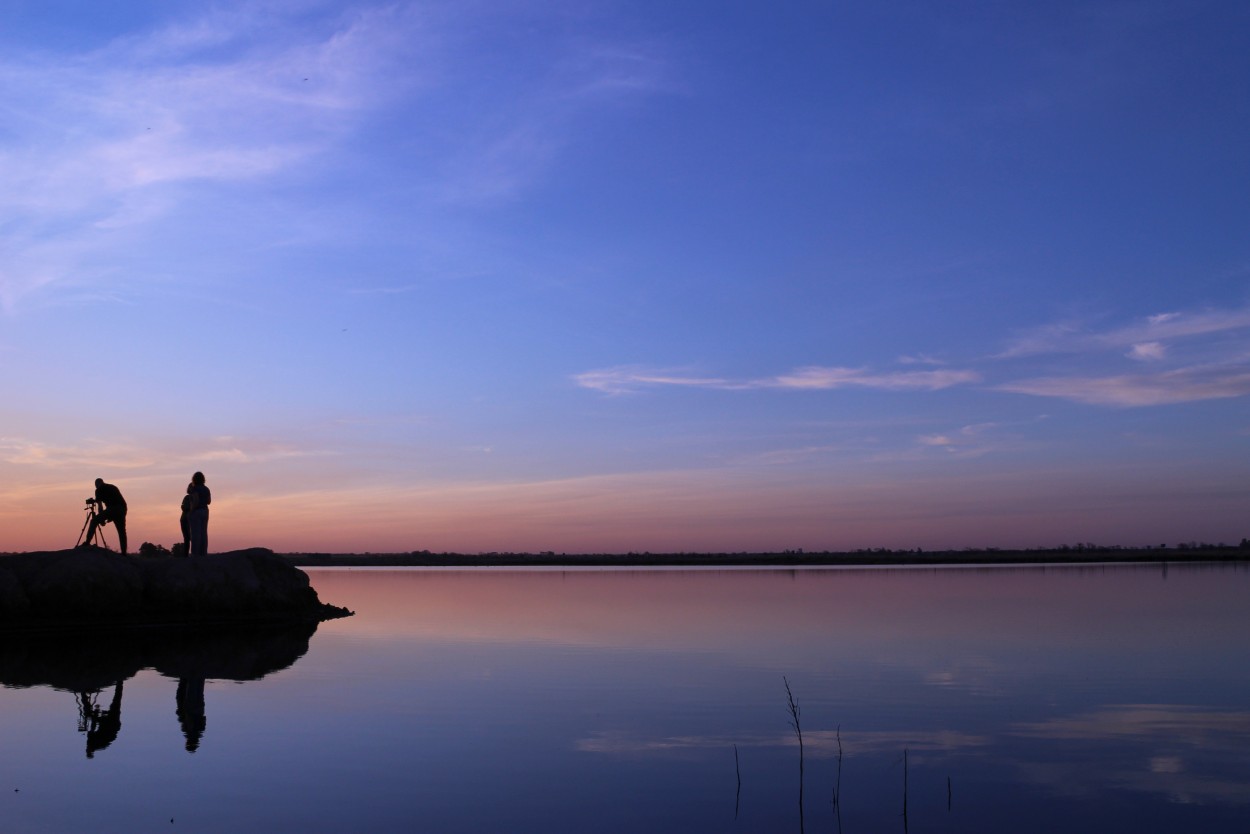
left=176, top=677, right=207, bottom=752
left=179, top=482, right=193, bottom=556
left=86, top=478, right=128, bottom=553
left=188, top=471, right=211, bottom=557
left=77, top=681, right=124, bottom=758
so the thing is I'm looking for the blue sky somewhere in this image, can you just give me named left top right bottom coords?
left=1, top=0, right=1248, bottom=553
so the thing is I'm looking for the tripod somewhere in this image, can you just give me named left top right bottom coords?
left=75, top=502, right=110, bottom=550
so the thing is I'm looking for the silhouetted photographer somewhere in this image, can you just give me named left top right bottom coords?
left=85, top=478, right=128, bottom=554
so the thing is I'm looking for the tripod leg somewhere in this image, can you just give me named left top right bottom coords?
left=78, top=510, right=109, bottom=550
left=76, top=512, right=92, bottom=547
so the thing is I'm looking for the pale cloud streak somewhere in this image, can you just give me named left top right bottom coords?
left=0, top=438, right=159, bottom=470
left=1127, top=341, right=1166, bottom=361
left=573, top=367, right=733, bottom=395
left=897, top=353, right=947, bottom=365
left=999, top=306, right=1250, bottom=358
left=732, top=445, right=852, bottom=467
left=574, top=365, right=980, bottom=395
left=577, top=728, right=989, bottom=758
left=999, top=364, right=1250, bottom=407
left=767, top=366, right=980, bottom=391
left=0, top=434, right=327, bottom=471
left=1013, top=704, right=1250, bottom=745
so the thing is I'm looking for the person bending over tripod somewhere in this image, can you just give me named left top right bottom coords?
left=86, top=478, right=128, bottom=554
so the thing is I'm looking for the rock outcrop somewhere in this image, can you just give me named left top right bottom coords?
left=0, top=547, right=352, bottom=628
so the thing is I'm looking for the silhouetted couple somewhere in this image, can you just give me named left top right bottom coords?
left=86, top=478, right=128, bottom=554
left=181, top=471, right=211, bottom=556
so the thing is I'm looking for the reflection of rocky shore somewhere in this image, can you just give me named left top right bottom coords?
left=0, top=620, right=320, bottom=692
left=0, top=547, right=352, bottom=628
left=0, top=620, right=322, bottom=755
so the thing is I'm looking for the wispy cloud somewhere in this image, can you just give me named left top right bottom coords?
left=422, top=31, right=671, bottom=206
left=1127, top=341, right=1166, bottom=361
left=574, top=364, right=980, bottom=395
left=0, top=4, right=671, bottom=309
left=0, top=434, right=327, bottom=470
left=999, top=305, right=1250, bottom=359
left=577, top=728, right=989, bottom=758
left=999, top=363, right=1250, bottom=406
left=0, top=4, right=419, bottom=310
left=1014, top=704, right=1250, bottom=744
left=0, top=437, right=159, bottom=469
left=731, top=444, right=856, bottom=467
left=573, top=367, right=734, bottom=394
left=897, top=353, right=947, bottom=365
left=911, top=421, right=1024, bottom=461
left=193, top=438, right=333, bottom=465
left=767, top=366, right=980, bottom=391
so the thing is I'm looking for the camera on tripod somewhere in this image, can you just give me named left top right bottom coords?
left=76, top=497, right=110, bottom=548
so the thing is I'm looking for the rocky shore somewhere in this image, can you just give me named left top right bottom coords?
left=279, top=544, right=1250, bottom=567
left=0, top=547, right=352, bottom=629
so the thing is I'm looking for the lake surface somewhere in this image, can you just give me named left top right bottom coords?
left=2, top=563, right=1248, bottom=833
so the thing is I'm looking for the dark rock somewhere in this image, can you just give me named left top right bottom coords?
left=0, top=565, right=30, bottom=618
left=0, top=547, right=352, bottom=629
left=25, top=551, right=145, bottom=618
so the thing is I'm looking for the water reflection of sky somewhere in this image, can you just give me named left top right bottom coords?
left=2, top=563, right=1248, bottom=833
left=304, top=564, right=1250, bottom=830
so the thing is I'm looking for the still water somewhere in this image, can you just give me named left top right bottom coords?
left=2, top=563, right=1248, bottom=833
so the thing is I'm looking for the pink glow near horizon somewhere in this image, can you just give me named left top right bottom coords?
left=308, top=566, right=1250, bottom=654
left=2, top=462, right=1244, bottom=553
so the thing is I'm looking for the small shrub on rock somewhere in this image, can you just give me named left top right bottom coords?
left=139, top=542, right=171, bottom=558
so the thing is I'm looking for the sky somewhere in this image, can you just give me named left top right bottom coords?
left=1, top=0, right=1248, bottom=554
